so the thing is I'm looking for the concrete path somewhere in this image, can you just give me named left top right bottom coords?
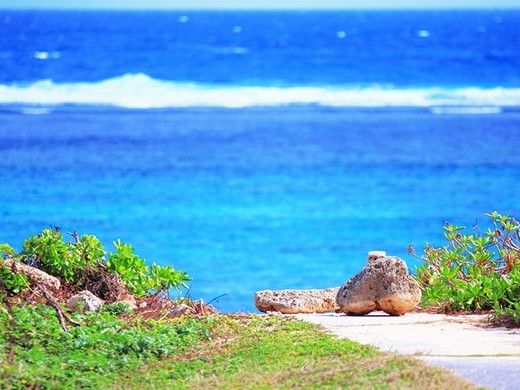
left=295, top=312, right=520, bottom=389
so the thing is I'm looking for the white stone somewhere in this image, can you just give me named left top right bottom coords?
left=367, top=251, right=387, bottom=264
left=66, top=290, right=103, bottom=313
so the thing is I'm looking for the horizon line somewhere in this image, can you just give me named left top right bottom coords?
left=1, top=6, right=519, bottom=11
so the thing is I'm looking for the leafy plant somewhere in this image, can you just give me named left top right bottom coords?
left=70, top=234, right=105, bottom=268
left=21, top=228, right=99, bottom=283
left=0, top=228, right=190, bottom=298
left=148, top=262, right=190, bottom=294
left=101, top=302, right=132, bottom=316
left=0, top=266, right=29, bottom=296
left=0, top=244, right=30, bottom=295
left=0, top=244, right=15, bottom=257
left=106, top=240, right=153, bottom=297
left=411, top=211, right=520, bottom=325
left=106, top=240, right=191, bottom=297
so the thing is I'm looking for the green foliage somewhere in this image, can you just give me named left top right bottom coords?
left=0, top=244, right=15, bottom=257
left=0, top=228, right=190, bottom=298
left=107, top=240, right=153, bottom=297
left=101, top=302, right=132, bottom=316
left=149, top=262, right=191, bottom=293
left=412, top=212, right=520, bottom=325
left=0, top=307, right=471, bottom=389
left=107, top=240, right=191, bottom=297
left=0, top=265, right=29, bottom=296
left=22, top=229, right=100, bottom=283
left=70, top=234, right=105, bottom=268
left=0, top=244, right=30, bottom=295
left=129, top=316, right=472, bottom=389
left=0, top=303, right=211, bottom=389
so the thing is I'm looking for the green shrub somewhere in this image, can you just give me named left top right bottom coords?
left=0, top=244, right=15, bottom=257
left=148, top=262, right=190, bottom=293
left=0, top=244, right=30, bottom=295
left=0, top=229, right=190, bottom=298
left=411, top=211, right=520, bottom=325
left=106, top=240, right=154, bottom=297
left=22, top=229, right=102, bottom=284
left=106, top=240, right=191, bottom=297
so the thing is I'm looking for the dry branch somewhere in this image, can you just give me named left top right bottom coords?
left=38, top=285, right=81, bottom=332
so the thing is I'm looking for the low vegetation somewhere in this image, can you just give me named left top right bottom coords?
left=0, top=228, right=190, bottom=299
left=411, top=211, right=520, bottom=327
left=0, top=305, right=474, bottom=389
left=2, top=216, right=517, bottom=388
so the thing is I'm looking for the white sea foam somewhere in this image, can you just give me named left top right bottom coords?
left=430, top=106, right=502, bottom=115
left=1, top=73, right=519, bottom=110
left=33, top=51, right=61, bottom=60
left=19, top=107, right=54, bottom=115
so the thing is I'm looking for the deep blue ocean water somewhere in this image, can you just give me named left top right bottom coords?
left=1, top=10, right=519, bottom=312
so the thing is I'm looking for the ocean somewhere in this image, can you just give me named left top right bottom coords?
left=1, top=10, right=519, bottom=312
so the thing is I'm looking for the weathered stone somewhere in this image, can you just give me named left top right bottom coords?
left=255, top=288, right=340, bottom=314
left=336, top=253, right=421, bottom=316
left=171, top=303, right=196, bottom=317
left=115, top=293, right=137, bottom=310
left=66, top=290, right=103, bottom=313
left=2, top=258, right=61, bottom=291
left=367, top=250, right=387, bottom=264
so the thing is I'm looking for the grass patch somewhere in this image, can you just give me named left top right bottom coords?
left=158, top=315, right=475, bottom=389
left=0, top=303, right=211, bottom=389
left=1, top=304, right=477, bottom=389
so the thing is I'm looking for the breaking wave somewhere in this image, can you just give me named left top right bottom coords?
left=1, top=73, right=519, bottom=110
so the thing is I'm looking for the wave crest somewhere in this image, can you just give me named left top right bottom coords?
left=1, top=73, right=519, bottom=109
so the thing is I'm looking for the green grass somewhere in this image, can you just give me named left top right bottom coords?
left=0, top=304, right=476, bottom=389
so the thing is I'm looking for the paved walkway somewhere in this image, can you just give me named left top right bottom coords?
left=296, top=312, right=520, bottom=389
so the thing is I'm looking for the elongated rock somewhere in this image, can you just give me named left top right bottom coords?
left=2, top=258, right=61, bottom=291
left=255, top=288, right=340, bottom=314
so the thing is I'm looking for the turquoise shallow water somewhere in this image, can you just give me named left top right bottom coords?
left=1, top=106, right=519, bottom=312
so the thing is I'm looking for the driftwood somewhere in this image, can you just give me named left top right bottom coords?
left=3, top=258, right=61, bottom=291
left=38, top=285, right=81, bottom=332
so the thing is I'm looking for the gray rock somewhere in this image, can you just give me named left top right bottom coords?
left=255, top=288, right=340, bottom=314
left=66, top=290, right=103, bottom=313
left=336, top=254, right=421, bottom=316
